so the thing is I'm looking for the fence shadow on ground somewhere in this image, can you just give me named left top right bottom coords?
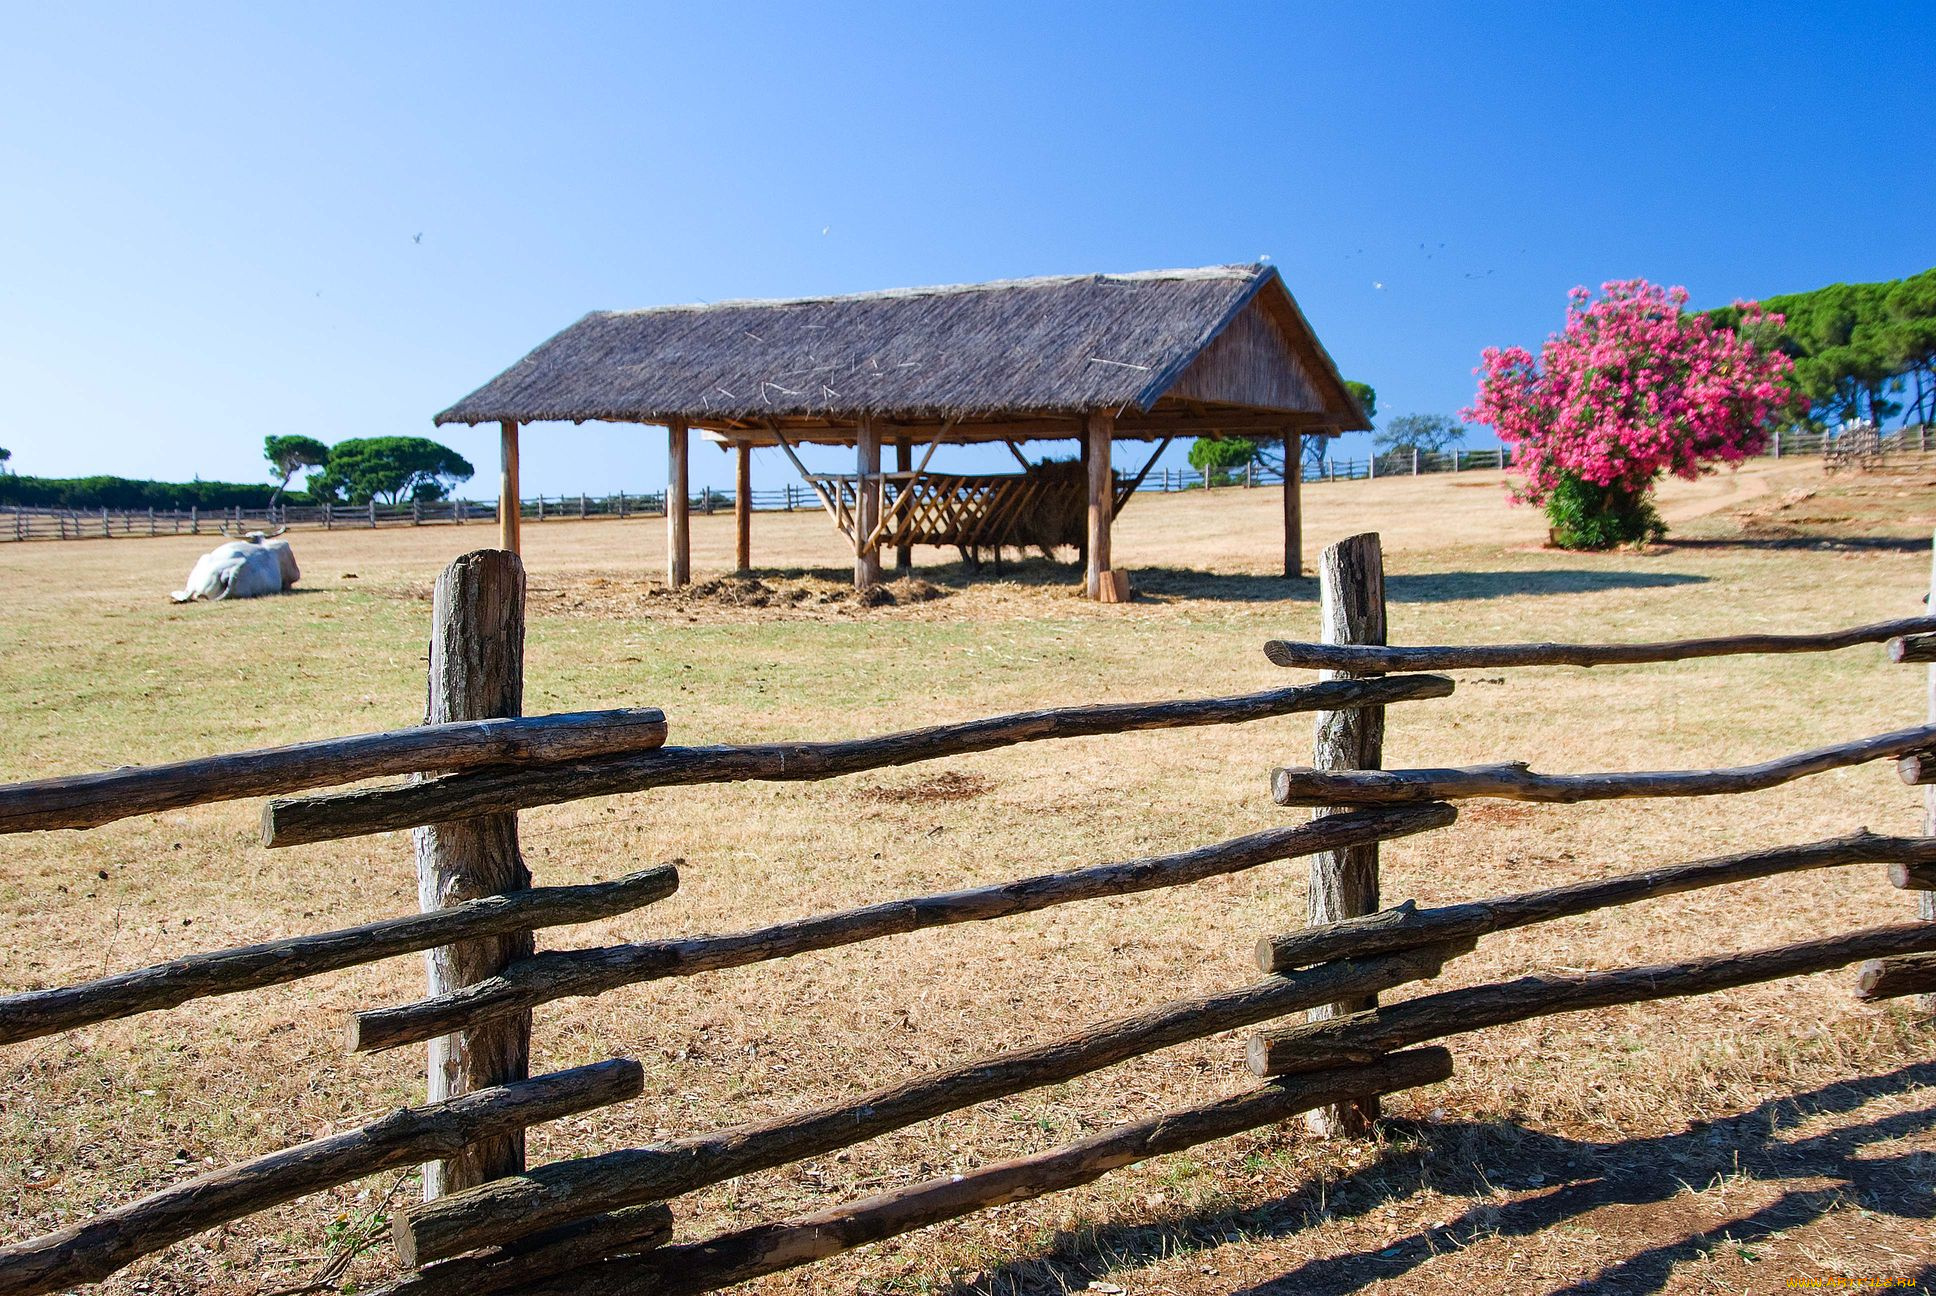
left=948, top=1060, right=1936, bottom=1296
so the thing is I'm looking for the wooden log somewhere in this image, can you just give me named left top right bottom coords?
left=0, top=865, right=676, bottom=1046
left=1247, top=920, right=1936, bottom=1077
left=1307, top=532, right=1386, bottom=1135
left=364, top=1204, right=672, bottom=1296
left=1262, top=615, right=1936, bottom=672
left=497, top=422, right=520, bottom=554
left=415, top=551, right=531, bottom=1198
left=1890, top=860, right=1936, bottom=890
left=1270, top=723, right=1936, bottom=807
left=1258, top=831, right=1936, bottom=972
left=1898, top=751, right=1936, bottom=785
left=0, top=708, right=667, bottom=836
left=351, top=805, right=1456, bottom=1053
left=491, top=1051, right=1455, bottom=1296
left=0, top=1060, right=641, bottom=1296
left=1855, top=952, right=1936, bottom=1001
left=666, top=419, right=690, bottom=588
left=265, top=673, right=1455, bottom=847
left=392, top=941, right=1467, bottom=1265
left=1084, top=410, right=1112, bottom=599
left=1888, top=633, right=1936, bottom=664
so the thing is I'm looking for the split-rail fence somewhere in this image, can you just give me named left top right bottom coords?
left=0, top=537, right=1933, bottom=1294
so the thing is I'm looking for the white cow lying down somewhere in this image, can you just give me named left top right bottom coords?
left=171, top=531, right=301, bottom=602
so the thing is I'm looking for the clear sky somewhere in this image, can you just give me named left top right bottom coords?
left=2, top=2, right=1930, bottom=497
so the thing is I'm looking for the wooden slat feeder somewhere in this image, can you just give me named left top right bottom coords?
left=808, top=462, right=1115, bottom=569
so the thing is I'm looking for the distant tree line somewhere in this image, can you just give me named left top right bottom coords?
left=1705, top=267, right=1936, bottom=429
left=0, top=435, right=474, bottom=510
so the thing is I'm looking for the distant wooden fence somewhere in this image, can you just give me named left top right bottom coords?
left=10, top=426, right=1932, bottom=545
left=0, top=538, right=1933, bottom=1294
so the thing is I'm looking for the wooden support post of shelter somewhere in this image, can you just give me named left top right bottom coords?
left=1284, top=428, right=1306, bottom=577
left=1306, top=532, right=1387, bottom=1135
left=734, top=442, right=752, bottom=575
left=497, top=422, right=520, bottom=554
left=415, top=551, right=533, bottom=1198
left=855, top=417, right=882, bottom=589
left=666, top=418, right=690, bottom=589
left=1085, top=410, right=1114, bottom=599
left=895, top=438, right=913, bottom=575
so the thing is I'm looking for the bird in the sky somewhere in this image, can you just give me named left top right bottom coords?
left=413, top=232, right=423, bottom=244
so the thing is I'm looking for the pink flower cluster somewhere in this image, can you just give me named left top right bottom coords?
left=1464, top=279, right=1803, bottom=503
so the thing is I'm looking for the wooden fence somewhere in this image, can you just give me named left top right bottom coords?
left=11, top=426, right=1933, bottom=545
left=0, top=539, right=1933, bottom=1294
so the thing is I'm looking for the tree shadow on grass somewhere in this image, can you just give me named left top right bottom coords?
left=745, top=560, right=1708, bottom=607
left=1660, top=534, right=1931, bottom=555
left=947, top=1061, right=1936, bottom=1296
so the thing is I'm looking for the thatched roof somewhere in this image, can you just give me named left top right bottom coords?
left=435, top=264, right=1368, bottom=442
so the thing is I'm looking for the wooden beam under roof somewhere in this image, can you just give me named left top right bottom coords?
left=692, top=406, right=1342, bottom=448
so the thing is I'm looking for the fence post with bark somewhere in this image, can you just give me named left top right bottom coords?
left=414, top=550, right=534, bottom=1197
left=1306, top=532, right=1387, bottom=1134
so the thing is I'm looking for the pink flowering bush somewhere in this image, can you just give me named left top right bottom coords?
left=1465, top=280, right=1803, bottom=547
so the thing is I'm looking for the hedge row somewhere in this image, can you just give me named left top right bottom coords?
left=0, top=475, right=316, bottom=510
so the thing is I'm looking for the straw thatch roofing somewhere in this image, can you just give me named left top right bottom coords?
left=435, top=264, right=1368, bottom=444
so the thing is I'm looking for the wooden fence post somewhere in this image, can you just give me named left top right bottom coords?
left=1307, top=532, right=1388, bottom=1135
left=414, top=550, right=533, bottom=1198
left=1922, top=532, right=1935, bottom=1013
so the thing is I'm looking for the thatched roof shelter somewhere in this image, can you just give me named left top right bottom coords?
left=439, top=265, right=1364, bottom=597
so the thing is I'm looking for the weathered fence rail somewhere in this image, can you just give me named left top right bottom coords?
left=0, top=865, right=678, bottom=1046
left=1246, top=923, right=1936, bottom=1078
left=1, top=527, right=1932, bottom=1295
left=0, top=707, right=667, bottom=835
left=0, top=1059, right=644, bottom=1296
left=349, top=804, right=1456, bottom=1054
left=1264, top=615, right=1936, bottom=672
left=260, top=673, right=1454, bottom=847
left=1268, top=723, right=1936, bottom=807
left=447, top=1051, right=1459, bottom=1296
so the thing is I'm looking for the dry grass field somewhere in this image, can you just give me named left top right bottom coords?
left=3, top=458, right=1935, bottom=1296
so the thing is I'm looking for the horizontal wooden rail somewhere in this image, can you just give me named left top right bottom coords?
left=1270, top=723, right=1936, bottom=807
left=0, top=708, right=668, bottom=835
left=264, top=674, right=1455, bottom=848
left=393, top=941, right=1467, bottom=1265
left=1247, top=921, right=1936, bottom=1077
left=0, top=1059, right=642, bottom=1296
left=368, top=1204, right=673, bottom=1296
left=351, top=805, right=1455, bottom=1053
left=1855, top=952, right=1936, bottom=1001
left=1888, top=634, right=1936, bottom=664
left=1262, top=616, right=1936, bottom=673
left=0, top=865, right=678, bottom=1046
left=1256, top=831, right=1936, bottom=972
left=479, top=1051, right=1456, bottom=1296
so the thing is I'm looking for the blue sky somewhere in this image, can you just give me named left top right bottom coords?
left=2, top=2, right=1930, bottom=497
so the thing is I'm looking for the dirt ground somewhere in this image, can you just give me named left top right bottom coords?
left=2, top=458, right=1934, bottom=1295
